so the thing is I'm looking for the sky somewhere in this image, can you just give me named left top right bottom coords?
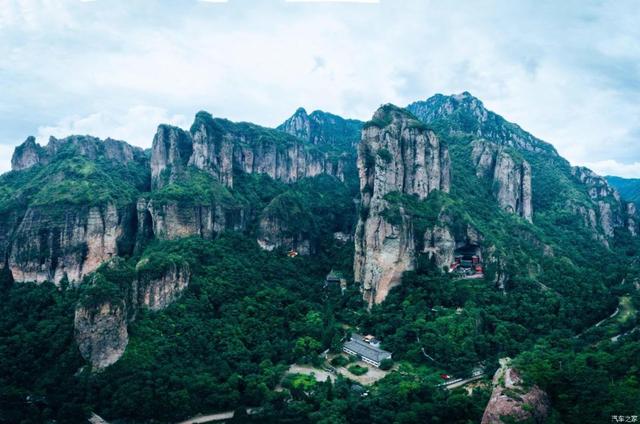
left=1, top=0, right=639, bottom=177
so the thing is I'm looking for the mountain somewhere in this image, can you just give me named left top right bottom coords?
left=1, top=94, right=639, bottom=424
left=277, top=107, right=363, bottom=149
left=407, top=91, right=558, bottom=155
left=607, top=175, right=640, bottom=204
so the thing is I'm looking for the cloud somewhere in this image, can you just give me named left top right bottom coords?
left=0, top=144, right=14, bottom=175
left=1, top=0, right=639, bottom=177
left=583, top=160, right=640, bottom=179
left=36, top=106, right=191, bottom=148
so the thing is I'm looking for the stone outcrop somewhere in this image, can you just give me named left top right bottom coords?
left=150, top=125, right=193, bottom=189
left=74, top=258, right=191, bottom=369
left=423, top=215, right=483, bottom=268
left=74, top=299, right=129, bottom=369
left=256, top=213, right=312, bottom=255
left=136, top=260, right=191, bottom=311
left=151, top=111, right=347, bottom=190
left=11, top=136, right=45, bottom=170
left=571, top=166, right=636, bottom=239
left=147, top=200, right=246, bottom=240
left=354, top=105, right=450, bottom=307
left=472, top=140, right=533, bottom=221
left=11, top=135, right=146, bottom=172
left=482, top=359, right=550, bottom=424
left=8, top=204, right=135, bottom=285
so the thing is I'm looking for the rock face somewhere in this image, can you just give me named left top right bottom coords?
left=354, top=105, right=450, bottom=307
left=407, top=92, right=558, bottom=155
left=571, top=166, right=636, bottom=239
left=257, top=213, right=312, bottom=255
left=136, top=260, right=191, bottom=311
left=150, top=125, right=193, bottom=189
left=147, top=201, right=246, bottom=240
left=2, top=135, right=148, bottom=285
left=74, top=299, right=129, bottom=369
left=423, top=215, right=483, bottom=268
left=11, top=136, right=45, bottom=170
left=472, top=140, right=533, bottom=221
left=74, top=259, right=191, bottom=369
left=151, top=111, right=347, bottom=190
left=482, top=359, right=550, bottom=424
left=8, top=204, right=135, bottom=285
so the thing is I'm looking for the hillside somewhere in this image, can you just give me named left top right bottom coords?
left=607, top=175, right=640, bottom=204
left=0, top=94, right=639, bottom=424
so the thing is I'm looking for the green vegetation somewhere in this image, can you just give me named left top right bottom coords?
left=330, top=355, right=349, bottom=367
left=150, top=168, right=238, bottom=207
left=0, top=149, right=148, bottom=215
left=516, top=333, right=640, bottom=423
left=347, top=364, right=368, bottom=375
left=376, top=148, right=393, bottom=164
left=378, top=358, right=394, bottom=371
left=2, top=98, right=640, bottom=424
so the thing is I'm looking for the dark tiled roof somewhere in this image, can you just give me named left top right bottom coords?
left=344, top=334, right=391, bottom=363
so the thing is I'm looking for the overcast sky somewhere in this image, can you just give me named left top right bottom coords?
left=1, top=0, right=639, bottom=176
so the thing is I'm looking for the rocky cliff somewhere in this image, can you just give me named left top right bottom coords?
left=10, top=136, right=45, bottom=170
left=472, top=140, right=533, bottom=221
left=3, top=135, right=147, bottom=285
left=74, top=258, right=192, bottom=368
left=74, top=299, right=129, bottom=369
left=482, top=359, right=550, bottom=424
left=135, top=260, right=191, bottom=311
left=150, top=125, right=193, bottom=189
left=147, top=200, right=246, bottom=240
left=8, top=203, right=135, bottom=285
left=423, top=214, right=483, bottom=268
left=354, top=105, right=450, bottom=307
left=257, top=211, right=312, bottom=255
left=151, top=111, right=347, bottom=191
left=571, top=166, right=636, bottom=239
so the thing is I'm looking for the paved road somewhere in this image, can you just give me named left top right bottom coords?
left=444, top=374, right=486, bottom=390
left=176, top=412, right=234, bottom=424
left=176, top=408, right=260, bottom=424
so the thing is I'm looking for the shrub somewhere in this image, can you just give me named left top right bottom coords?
left=379, top=358, right=394, bottom=370
left=348, top=365, right=368, bottom=376
left=330, top=355, right=349, bottom=367
left=377, top=148, right=393, bottom=164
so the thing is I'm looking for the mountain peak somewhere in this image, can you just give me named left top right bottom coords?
left=364, top=103, right=428, bottom=131
left=407, top=93, right=558, bottom=155
left=277, top=107, right=362, bottom=148
left=11, top=136, right=45, bottom=171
